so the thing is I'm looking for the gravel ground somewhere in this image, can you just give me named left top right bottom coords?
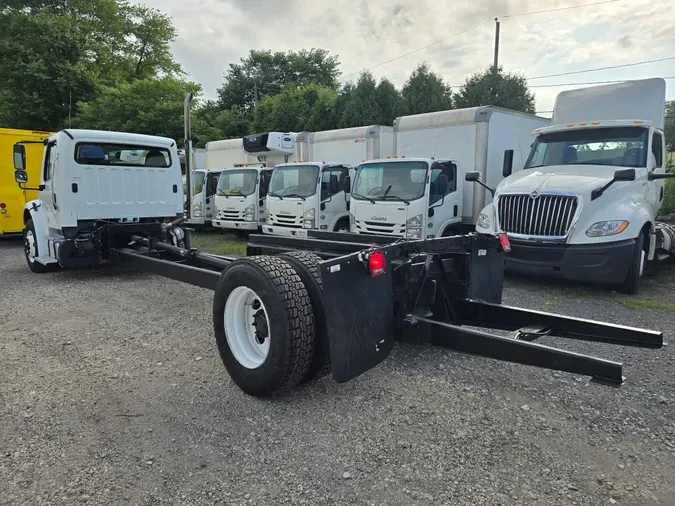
left=2, top=236, right=675, bottom=506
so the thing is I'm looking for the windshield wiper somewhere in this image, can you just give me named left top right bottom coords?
left=268, top=191, right=283, bottom=200
left=381, top=194, right=410, bottom=205
left=352, top=192, right=376, bottom=203
left=283, top=193, right=306, bottom=201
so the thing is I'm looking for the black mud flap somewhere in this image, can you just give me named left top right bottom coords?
left=320, top=250, right=395, bottom=382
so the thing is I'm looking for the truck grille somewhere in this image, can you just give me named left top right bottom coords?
left=355, top=220, right=405, bottom=236
left=217, top=209, right=244, bottom=222
left=270, top=214, right=302, bottom=228
left=497, top=194, right=578, bottom=237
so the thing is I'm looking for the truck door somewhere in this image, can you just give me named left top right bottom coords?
left=429, top=161, right=460, bottom=236
left=41, top=140, right=59, bottom=229
left=204, top=172, right=219, bottom=221
left=647, top=130, right=665, bottom=214
left=320, top=166, right=349, bottom=231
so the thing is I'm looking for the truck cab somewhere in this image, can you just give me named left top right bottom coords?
left=187, top=168, right=223, bottom=228
left=263, top=162, right=355, bottom=237
left=212, top=164, right=271, bottom=232
left=350, top=157, right=456, bottom=238
left=11, top=129, right=184, bottom=272
left=472, top=78, right=673, bottom=294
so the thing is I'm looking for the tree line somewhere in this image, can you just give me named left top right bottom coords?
left=1, top=0, right=673, bottom=151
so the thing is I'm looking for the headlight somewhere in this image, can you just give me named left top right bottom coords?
left=405, top=214, right=423, bottom=239
left=303, top=208, right=315, bottom=229
left=193, top=202, right=202, bottom=217
left=244, top=204, right=255, bottom=222
left=477, top=212, right=491, bottom=230
left=586, top=220, right=629, bottom=237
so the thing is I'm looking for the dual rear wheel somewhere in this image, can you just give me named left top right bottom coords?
left=212, top=252, right=330, bottom=397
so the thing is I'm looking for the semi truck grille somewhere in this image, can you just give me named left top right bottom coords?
left=497, top=194, right=578, bottom=237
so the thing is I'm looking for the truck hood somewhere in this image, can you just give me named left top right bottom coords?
left=268, top=197, right=311, bottom=216
left=497, top=166, right=620, bottom=195
left=353, top=200, right=409, bottom=225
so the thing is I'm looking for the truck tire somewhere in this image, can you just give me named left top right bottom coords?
left=213, top=255, right=315, bottom=397
left=23, top=219, right=57, bottom=274
left=278, top=251, right=331, bottom=383
left=334, top=219, right=350, bottom=233
left=616, top=231, right=645, bottom=295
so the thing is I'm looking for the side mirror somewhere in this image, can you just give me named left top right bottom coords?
left=465, top=171, right=480, bottom=182
left=329, top=174, right=339, bottom=194
left=13, top=144, right=26, bottom=171
left=15, top=170, right=28, bottom=184
left=436, top=173, right=448, bottom=195
left=343, top=175, right=351, bottom=193
left=614, top=168, right=636, bottom=181
left=503, top=149, right=514, bottom=178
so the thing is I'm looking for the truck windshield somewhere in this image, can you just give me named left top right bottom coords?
left=524, top=126, right=648, bottom=169
left=269, top=164, right=320, bottom=198
left=216, top=169, right=258, bottom=197
left=74, top=142, right=172, bottom=167
left=352, top=161, right=428, bottom=202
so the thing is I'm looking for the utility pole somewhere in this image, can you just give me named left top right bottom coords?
left=493, top=17, right=500, bottom=72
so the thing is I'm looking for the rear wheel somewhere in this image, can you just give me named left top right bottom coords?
left=616, top=231, right=645, bottom=295
left=278, top=251, right=331, bottom=383
left=23, top=219, right=57, bottom=274
left=213, top=256, right=315, bottom=397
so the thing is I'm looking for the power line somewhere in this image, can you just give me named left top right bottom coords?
left=527, top=57, right=675, bottom=80
left=528, top=76, right=675, bottom=88
left=339, top=0, right=624, bottom=82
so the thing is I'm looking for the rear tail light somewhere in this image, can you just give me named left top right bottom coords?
left=498, top=233, right=511, bottom=253
left=0, top=203, right=6, bottom=209
left=368, top=251, right=387, bottom=278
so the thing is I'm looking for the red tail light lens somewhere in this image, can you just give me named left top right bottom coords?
left=0, top=203, right=5, bottom=209
left=368, top=251, right=387, bottom=278
left=498, top=233, right=511, bottom=253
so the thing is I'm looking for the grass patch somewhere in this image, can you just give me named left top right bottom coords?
left=190, top=230, right=247, bottom=256
left=537, top=296, right=561, bottom=311
left=615, top=297, right=675, bottom=312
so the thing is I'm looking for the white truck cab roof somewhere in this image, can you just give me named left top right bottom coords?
left=56, top=129, right=177, bottom=147
left=532, top=119, right=654, bottom=136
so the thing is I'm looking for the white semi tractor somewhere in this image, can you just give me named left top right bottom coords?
left=212, top=132, right=308, bottom=233
left=262, top=125, right=391, bottom=237
left=349, top=106, right=550, bottom=238
left=469, top=77, right=675, bottom=294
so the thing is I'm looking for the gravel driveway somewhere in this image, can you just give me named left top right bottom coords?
left=1, top=236, right=674, bottom=506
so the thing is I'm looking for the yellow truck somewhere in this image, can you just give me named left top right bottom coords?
left=0, top=128, right=52, bottom=236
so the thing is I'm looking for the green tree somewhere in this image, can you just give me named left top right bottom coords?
left=252, top=84, right=339, bottom=132
left=73, top=77, right=201, bottom=142
left=374, top=78, right=401, bottom=125
left=217, top=48, right=341, bottom=113
left=400, top=62, right=453, bottom=115
left=665, top=101, right=674, bottom=154
left=192, top=101, right=252, bottom=147
left=454, top=65, right=536, bottom=114
left=0, top=0, right=182, bottom=130
left=338, top=71, right=384, bottom=128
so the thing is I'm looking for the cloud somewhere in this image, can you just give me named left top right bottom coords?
left=144, top=0, right=675, bottom=113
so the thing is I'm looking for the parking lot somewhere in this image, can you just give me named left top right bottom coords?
left=2, top=232, right=675, bottom=506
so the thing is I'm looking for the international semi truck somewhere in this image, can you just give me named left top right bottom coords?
left=469, top=77, right=675, bottom=294
left=0, top=128, right=52, bottom=236
left=349, top=106, right=550, bottom=238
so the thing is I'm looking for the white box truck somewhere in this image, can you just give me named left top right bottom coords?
left=305, top=125, right=394, bottom=165
left=212, top=132, right=308, bottom=233
left=469, top=78, right=675, bottom=294
left=350, top=106, right=550, bottom=238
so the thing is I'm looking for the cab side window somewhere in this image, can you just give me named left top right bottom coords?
left=321, top=167, right=345, bottom=200
left=206, top=173, right=218, bottom=198
left=429, top=162, right=457, bottom=205
left=652, top=132, right=663, bottom=169
left=43, top=142, right=55, bottom=181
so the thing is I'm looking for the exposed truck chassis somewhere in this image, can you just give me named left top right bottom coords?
left=108, top=226, right=662, bottom=397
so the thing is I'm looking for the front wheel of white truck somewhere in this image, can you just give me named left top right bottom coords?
left=616, top=231, right=645, bottom=295
left=23, top=219, right=57, bottom=274
left=213, top=256, right=315, bottom=397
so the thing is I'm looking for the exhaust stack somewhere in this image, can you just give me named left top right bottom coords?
left=184, top=91, right=194, bottom=221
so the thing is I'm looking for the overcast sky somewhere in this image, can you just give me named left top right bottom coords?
left=144, top=0, right=674, bottom=116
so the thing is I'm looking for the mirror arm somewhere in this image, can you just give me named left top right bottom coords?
left=475, top=180, right=495, bottom=198
left=19, top=182, right=45, bottom=191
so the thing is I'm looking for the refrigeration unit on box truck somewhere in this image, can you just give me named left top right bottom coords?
left=469, top=77, right=675, bottom=294
left=305, top=125, right=394, bottom=166
left=349, top=106, right=550, bottom=239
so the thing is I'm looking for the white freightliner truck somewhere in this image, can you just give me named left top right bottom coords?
left=213, top=132, right=308, bottom=233
left=12, top=129, right=187, bottom=272
left=349, top=106, right=550, bottom=238
left=469, top=78, right=675, bottom=294
left=262, top=125, right=390, bottom=237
